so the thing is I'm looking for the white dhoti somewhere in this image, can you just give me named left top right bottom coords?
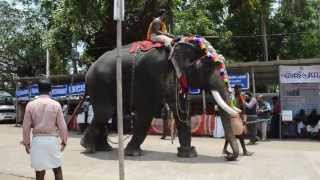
left=150, top=34, right=173, bottom=47
left=30, top=136, right=62, bottom=171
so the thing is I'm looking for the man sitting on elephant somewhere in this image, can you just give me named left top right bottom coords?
left=147, top=9, right=175, bottom=48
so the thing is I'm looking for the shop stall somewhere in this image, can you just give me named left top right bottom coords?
left=279, top=65, right=320, bottom=137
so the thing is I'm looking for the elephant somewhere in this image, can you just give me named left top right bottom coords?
left=80, top=37, right=240, bottom=160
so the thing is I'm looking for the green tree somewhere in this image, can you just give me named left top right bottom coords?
left=45, top=0, right=172, bottom=62
left=0, top=1, right=47, bottom=77
left=173, top=0, right=225, bottom=36
left=270, top=0, right=320, bottom=59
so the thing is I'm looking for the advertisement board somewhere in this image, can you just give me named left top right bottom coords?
left=280, top=65, right=320, bottom=84
left=229, top=73, right=250, bottom=90
left=16, top=82, right=85, bottom=101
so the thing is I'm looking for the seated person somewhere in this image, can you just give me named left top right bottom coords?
left=293, top=109, right=307, bottom=137
left=147, top=9, right=175, bottom=48
left=306, top=109, right=320, bottom=137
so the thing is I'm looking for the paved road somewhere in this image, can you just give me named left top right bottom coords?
left=0, top=124, right=320, bottom=180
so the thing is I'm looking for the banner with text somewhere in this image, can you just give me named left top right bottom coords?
left=16, top=82, right=85, bottom=101
left=229, top=73, right=250, bottom=90
left=279, top=65, right=320, bottom=84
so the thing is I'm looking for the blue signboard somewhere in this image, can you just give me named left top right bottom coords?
left=30, top=84, right=39, bottom=97
left=16, top=88, right=29, bottom=101
left=16, top=82, right=86, bottom=101
left=229, top=73, right=250, bottom=90
left=188, top=87, right=201, bottom=95
left=68, top=83, right=85, bottom=95
left=51, top=84, right=68, bottom=97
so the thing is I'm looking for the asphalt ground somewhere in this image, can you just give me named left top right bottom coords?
left=0, top=124, right=320, bottom=180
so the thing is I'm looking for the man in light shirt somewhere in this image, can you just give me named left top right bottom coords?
left=244, top=92, right=258, bottom=145
left=257, top=95, right=271, bottom=141
left=22, top=79, right=68, bottom=180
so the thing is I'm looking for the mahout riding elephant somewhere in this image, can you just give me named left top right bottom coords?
left=80, top=36, right=240, bottom=161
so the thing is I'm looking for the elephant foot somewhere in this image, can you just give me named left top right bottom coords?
left=124, top=146, right=143, bottom=156
left=177, top=146, right=197, bottom=158
left=242, top=151, right=254, bottom=156
left=96, top=142, right=113, bottom=152
left=83, top=145, right=96, bottom=154
left=224, top=152, right=238, bottom=161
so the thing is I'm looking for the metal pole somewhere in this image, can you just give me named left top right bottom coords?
left=14, top=77, right=20, bottom=127
left=46, top=49, right=50, bottom=78
left=116, top=0, right=125, bottom=179
left=261, top=3, right=269, bottom=62
left=250, top=67, right=256, bottom=96
left=278, top=66, right=282, bottom=140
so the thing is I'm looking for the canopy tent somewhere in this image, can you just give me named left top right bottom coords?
left=227, top=58, right=320, bottom=94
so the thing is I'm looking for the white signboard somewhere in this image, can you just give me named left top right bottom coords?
left=281, top=110, right=293, bottom=122
left=114, top=0, right=124, bottom=21
left=279, top=65, right=320, bottom=84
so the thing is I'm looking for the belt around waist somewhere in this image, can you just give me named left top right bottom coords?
left=33, top=133, right=59, bottom=137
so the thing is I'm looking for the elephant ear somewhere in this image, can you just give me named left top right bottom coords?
left=171, top=42, right=203, bottom=70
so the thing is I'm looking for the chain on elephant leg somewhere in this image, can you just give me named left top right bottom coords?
left=176, top=120, right=198, bottom=158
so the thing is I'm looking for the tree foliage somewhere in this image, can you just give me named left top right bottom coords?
left=1, top=0, right=320, bottom=84
left=0, top=0, right=46, bottom=77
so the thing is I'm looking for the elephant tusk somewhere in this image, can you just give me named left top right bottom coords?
left=232, top=106, right=242, bottom=113
left=211, top=90, right=239, bottom=116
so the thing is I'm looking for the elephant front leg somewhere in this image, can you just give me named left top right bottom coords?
left=125, top=112, right=153, bottom=156
left=81, top=123, right=112, bottom=153
left=175, top=114, right=197, bottom=158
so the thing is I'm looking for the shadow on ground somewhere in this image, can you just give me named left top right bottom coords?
left=81, top=148, right=234, bottom=164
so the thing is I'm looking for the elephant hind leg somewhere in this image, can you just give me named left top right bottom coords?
left=81, top=105, right=114, bottom=153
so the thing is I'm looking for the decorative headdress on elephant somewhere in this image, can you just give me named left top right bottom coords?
left=170, top=35, right=230, bottom=93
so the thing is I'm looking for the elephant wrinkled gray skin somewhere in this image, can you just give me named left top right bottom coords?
left=80, top=38, right=239, bottom=161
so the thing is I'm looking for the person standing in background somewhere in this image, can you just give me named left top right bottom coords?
left=82, top=97, right=90, bottom=132
left=271, top=96, right=281, bottom=138
left=256, top=95, right=271, bottom=141
left=21, top=79, right=68, bottom=180
left=244, top=92, right=258, bottom=145
left=160, top=102, right=170, bottom=140
left=62, top=100, right=68, bottom=124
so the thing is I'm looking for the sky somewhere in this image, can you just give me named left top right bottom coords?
left=5, top=0, right=25, bottom=9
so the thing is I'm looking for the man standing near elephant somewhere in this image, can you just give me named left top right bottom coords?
left=257, top=95, right=271, bottom=141
left=22, top=79, right=68, bottom=180
left=244, top=92, right=258, bottom=145
left=160, top=102, right=170, bottom=140
left=147, top=9, right=175, bottom=48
